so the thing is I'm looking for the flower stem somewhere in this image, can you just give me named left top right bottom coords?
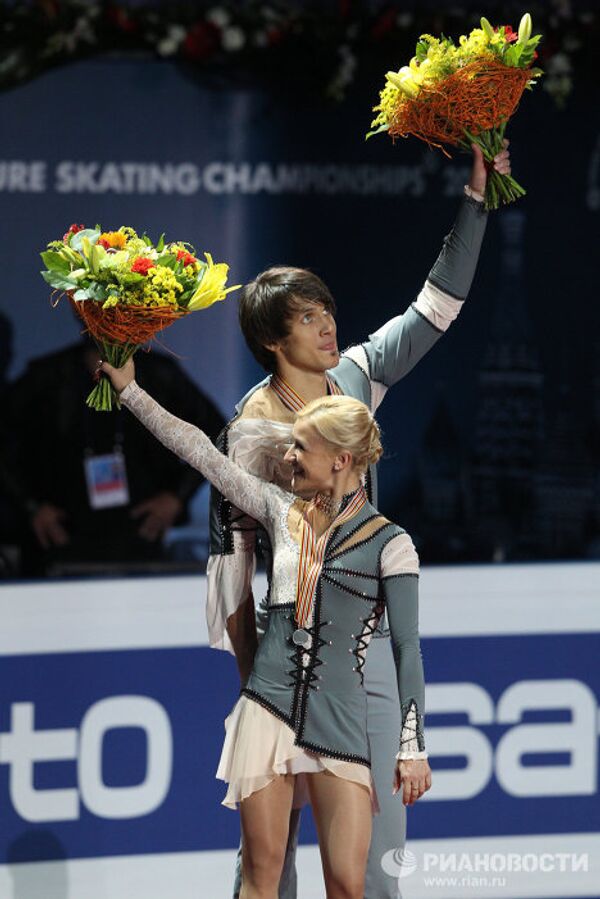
left=461, top=124, right=526, bottom=211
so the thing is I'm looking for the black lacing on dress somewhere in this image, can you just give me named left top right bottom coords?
left=286, top=620, right=330, bottom=692
left=352, top=603, right=384, bottom=686
left=399, top=698, right=426, bottom=753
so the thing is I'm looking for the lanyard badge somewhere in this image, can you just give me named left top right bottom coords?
left=84, top=448, right=130, bottom=509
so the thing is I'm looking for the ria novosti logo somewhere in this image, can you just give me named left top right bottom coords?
left=0, top=696, right=172, bottom=822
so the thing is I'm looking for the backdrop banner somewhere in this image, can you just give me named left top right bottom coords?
left=0, top=563, right=598, bottom=898
left=1, top=58, right=598, bottom=554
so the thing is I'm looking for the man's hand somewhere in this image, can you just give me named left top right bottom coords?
left=469, top=140, right=511, bottom=196
left=227, top=593, right=258, bottom=686
left=393, top=757, right=432, bottom=806
left=130, top=491, right=183, bottom=542
left=31, top=503, right=70, bottom=549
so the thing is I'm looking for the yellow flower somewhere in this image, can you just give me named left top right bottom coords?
left=142, top=264, right=183, bottom=308
left=371, top=79, right=403, bottom=129
left=99, top=231, right=127, bottom=249
left=187, top=253, right=240, bottom=312
left=102, top=296, right=120, bottom=309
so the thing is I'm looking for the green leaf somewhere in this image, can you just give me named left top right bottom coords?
left=156, top=253, right=177, bottom=269
left=70, top=228, right=100, bottom=253
left=415, top=39, right=428, bottom=62
left=86, top=282, right=108, bottom=301
left=365, top=122, right=389, bottom=141
left=156, top=232, right=165, bottom=252
left=504, top=44, right=521, bottom=67
left=179, top=287, right=194, bottom=303
left=116, top=271, right=146, bottom=287
left=40, top=250, right=70, bottom=274
left=40, top=270, right=77, bottom=291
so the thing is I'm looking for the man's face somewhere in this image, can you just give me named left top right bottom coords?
left=271, top=301, right=339, bottom=373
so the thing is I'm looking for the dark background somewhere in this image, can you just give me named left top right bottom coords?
left=1, top=0, right=598, bottom=569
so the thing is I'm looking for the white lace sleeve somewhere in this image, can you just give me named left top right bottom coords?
left=120, top=381, right=283, bottom=527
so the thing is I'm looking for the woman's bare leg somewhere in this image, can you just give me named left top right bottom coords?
left=307, top=772, right=372, bottom=899
left=239, top=773, right=296, bottom=899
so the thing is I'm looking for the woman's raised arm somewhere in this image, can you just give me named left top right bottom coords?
left=100, top=360, right=283, bottom=527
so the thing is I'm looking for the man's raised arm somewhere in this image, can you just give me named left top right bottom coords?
left=340, top=143, right=511, bottom=411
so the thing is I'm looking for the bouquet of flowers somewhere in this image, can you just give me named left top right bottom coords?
left=41, top=224, right=240, bottom=411
left=367, top=13, right=543, bottom=209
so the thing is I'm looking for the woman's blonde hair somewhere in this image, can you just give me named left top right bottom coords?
left=297, top=395, right=383, bottom=473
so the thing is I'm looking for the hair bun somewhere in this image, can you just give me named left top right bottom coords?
left=367, top=421, right=383, bottom=466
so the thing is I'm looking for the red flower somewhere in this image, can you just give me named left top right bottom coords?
left=98, top=238, right=110, bottom=249
left=497, top=25, right=518, bottom=42
left=131, top=257, right=156, bottom=276
left=371, top=9, right=397, bottom=40
left=266, top=26, right=285, bottom=47
left=176, top=248, right=197, bottom=267
left=63, top=223, right=84, bottom=243
left=106, top=5, right=138, bottom=34
left=183, top=21, right=220, bottom=61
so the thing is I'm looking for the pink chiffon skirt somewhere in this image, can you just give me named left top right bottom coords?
left=216, top=694, right=379, bottom=812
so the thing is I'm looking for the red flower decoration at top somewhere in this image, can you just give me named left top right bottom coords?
left=63, top=223, right=84, bottom=243
left=131, top=257, right=156, bottom=276
left=498, top=25, right=519, bottom=42
left=183, top=21, right=220, bottom=61
left=176, top=249, right=197, bottom=267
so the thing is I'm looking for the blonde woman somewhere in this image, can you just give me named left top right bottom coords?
left=102, top=358, right=431, bottom=899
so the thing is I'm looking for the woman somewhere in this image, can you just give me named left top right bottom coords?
left=102, top=358, right=431, bottom=899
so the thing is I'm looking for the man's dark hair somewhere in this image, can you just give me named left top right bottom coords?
left=238, top=267, right=336, bottom=373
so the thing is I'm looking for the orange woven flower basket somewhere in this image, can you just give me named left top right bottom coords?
left=69, top=295, right=187, bottom=345
left=389, top=58, right=532, bottom=153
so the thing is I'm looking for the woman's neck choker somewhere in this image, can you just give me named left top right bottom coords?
left=314, top=488, right=358, bottom=520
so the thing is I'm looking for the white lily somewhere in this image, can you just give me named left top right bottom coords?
left=480, top=17, right=495, bottom=40
left=518, top=13, right=532, bottom=43
left=385, top=71, right=404, bottom=89
left=399, top=76, right=419, bottom=98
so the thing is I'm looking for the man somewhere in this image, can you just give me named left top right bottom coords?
left=209, top=144, right=510, bottom=898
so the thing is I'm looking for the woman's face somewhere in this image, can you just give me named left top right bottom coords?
left=284, top=419, right=338, bottom=495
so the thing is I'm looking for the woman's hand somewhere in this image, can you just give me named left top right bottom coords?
left=99, top=357, right=135, bottom=394
left=394, top=758, right=432, bottom=806
left=469, top=139, right=511, bottom=196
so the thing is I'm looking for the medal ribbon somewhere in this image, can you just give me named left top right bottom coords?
left=295, top=486, right=367, bottom=627
left=271, top=373, right=342, bottom=413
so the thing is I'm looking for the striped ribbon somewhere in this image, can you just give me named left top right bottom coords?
left=270, top=373, right=342, bottom=413
left=295, top=486, right=367, bottom=627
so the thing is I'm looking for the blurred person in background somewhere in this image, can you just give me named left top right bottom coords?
left=0, top=311, right=23, bottom=576
left=9, top=332, right=225, bottom=576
